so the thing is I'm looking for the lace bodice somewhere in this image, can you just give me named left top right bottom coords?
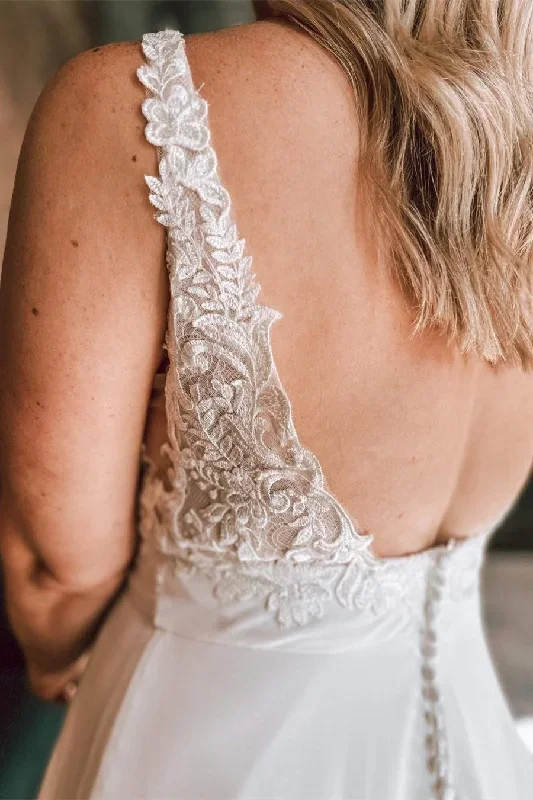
left=135, top=29, right=493, bottom=633
left=129, top=30, right=517, bottom=800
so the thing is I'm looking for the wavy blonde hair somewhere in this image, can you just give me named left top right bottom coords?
left=267, top=0, right=533, bottom=367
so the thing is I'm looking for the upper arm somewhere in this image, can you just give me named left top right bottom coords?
left=0, top=43, right=168, bottom=589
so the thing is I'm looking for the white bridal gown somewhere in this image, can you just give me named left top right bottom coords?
left=39, top=29, right=533, bottom=800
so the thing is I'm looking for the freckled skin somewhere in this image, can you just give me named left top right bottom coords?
left=0, top=38, right=167, bottom=596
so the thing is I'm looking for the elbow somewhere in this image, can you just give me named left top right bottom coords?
left=0, top=496, right=134, bottom=598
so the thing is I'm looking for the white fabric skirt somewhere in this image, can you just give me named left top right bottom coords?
left=38, top=578, right=533, bottom=800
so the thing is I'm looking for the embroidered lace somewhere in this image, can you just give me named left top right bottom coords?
left=136, top=29, right=486, bottom=631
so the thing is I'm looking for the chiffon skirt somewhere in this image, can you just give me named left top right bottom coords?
left=38, top=578, right=533, bottom=800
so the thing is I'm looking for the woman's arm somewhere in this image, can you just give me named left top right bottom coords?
left=0, top=43, right=168, bottom=699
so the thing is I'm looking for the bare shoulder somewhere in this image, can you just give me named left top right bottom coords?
left=183, top=20, right=358, bottom=156
left=184, top=19, right=350, bottom=101
left=8, top=39, right=165, bottom=312
left=26, top=40, right=151, bottom=176
left=27, top=18, right=354, bottom=170
left=27, top=21, right=353, bottom=186
left=39, top=39, right=143, bottom=106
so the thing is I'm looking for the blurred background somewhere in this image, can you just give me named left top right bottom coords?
left=0, top=1, right=532, bottom=797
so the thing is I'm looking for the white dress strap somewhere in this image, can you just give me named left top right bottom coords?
left=136, top=29, right=385, bottom=628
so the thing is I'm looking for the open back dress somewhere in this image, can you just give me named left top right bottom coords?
left=38, top=29, right=533, bottom=800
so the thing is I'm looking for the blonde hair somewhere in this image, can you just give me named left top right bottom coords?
left=267, top=0, right=533, bottom=367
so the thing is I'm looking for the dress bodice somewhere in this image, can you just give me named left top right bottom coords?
left=135, top=28, right=496, bottom=633
left=132, top=30, right=517, bottom=800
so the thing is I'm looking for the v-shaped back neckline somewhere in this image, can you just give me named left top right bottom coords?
left=137, top=29, right=494, bottom=586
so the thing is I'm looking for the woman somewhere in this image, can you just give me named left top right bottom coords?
left=1, top=1, right=533, bottom=797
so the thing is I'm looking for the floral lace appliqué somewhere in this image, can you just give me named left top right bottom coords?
left=135, top=30, right=472, bottom=629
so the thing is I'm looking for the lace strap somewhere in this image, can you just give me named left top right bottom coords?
left=136, top=30, right=262, bottom=320
left=136, top=28, right=379, bottom=577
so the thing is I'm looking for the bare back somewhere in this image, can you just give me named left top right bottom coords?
left=142, top=20, right=533, bottom=558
